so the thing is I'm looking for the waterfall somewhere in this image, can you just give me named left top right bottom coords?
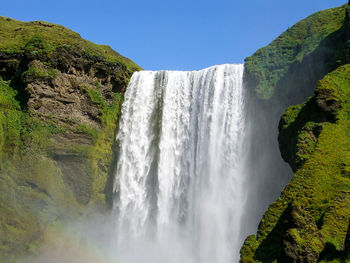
left=112, top=64, right=246, bottom=263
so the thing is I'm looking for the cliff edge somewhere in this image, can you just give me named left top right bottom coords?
left=241, top=4, right=350, bottom=262
left=0, top=16, right=141, bottom=261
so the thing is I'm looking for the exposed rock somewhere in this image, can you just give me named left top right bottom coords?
left=315, top=87, right=341, bottom=122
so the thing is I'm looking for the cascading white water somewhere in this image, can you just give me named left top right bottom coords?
left=113, top=64, right=246, bottom=263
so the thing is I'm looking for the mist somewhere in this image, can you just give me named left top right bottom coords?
left=239, top=90, right=294, bottom=239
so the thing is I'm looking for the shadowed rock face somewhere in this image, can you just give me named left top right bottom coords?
left=315, top=87, right=341, bottom=122
left=0, top=17, right=141, bottom=261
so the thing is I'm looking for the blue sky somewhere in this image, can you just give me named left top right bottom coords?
left=2, top=0, right=346, bottom=70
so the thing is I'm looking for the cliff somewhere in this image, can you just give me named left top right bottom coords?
left=0, top=16, right=141, bottom=261
left=244, top=4, right=350, bottom=104
left=241, top=4, right=350, bottom=263
left=2, top=4, right=350, bottom=263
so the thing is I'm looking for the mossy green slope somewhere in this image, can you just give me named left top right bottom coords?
left=0, top=16, right=140, bottom=261
left=244, top=4, right=350, bottom=101
left=0, top=16, right=140, bottom=73
left=241, top=4, right=350, bottom=262
left=241, top=65, right=350, bottom=262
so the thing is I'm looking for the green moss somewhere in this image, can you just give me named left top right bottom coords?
left=278, top=96, right=324, bottom=171
left=0, top=154, right=83, bottom=258
left=0, top=14, right=140, bottom=261
left=245, top=4, right=349, bottom=100
left=0, top=16, right=141, bottom=73
left=88, top=92, right=123, bottom=207
left=23, top=64, right=58, bottom=80
left=0, top=78, right=20, bottom=109
left=83, top=85, right=106, bottom=108
left=0, top=113, right=82, bottom=259
left=0, top=78, right=23, bottom=160
left=0, top=78, right=88, bottom=259
left=241, top=65, right=350, bottom=262
left=240, top=235, right=260, bottom=263
left=74, top=124, right=98, bottom=143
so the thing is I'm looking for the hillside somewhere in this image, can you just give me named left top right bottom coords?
left=244, top=4, right=350, bottom=103
left=0, top=16, right=141, bottom=262
left=240, top=4, right=350, bottom=262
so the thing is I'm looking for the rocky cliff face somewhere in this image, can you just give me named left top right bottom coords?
left=0, top=16, right=141, bottom=261
left=240, top=4, right=350, bottom=263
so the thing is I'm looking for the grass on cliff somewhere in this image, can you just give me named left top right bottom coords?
left=244, top=4, right=348, bottom=99
left=0, top=77, right=66, bottom=156
left=78, top=84, right=123, bottom=208
left=0, top=14, right=138, bottom=261
left=0, top=77, right=85, bottom=260
left=241, top=65, right=350, bottom=262
left=0, top=16, right=141, bottom=73
left=0, top=71, right=123, bottom=259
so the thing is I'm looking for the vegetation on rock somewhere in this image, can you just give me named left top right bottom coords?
left=0, top=16, right=141, bottom=261
left=0, top=16, right=140, bottom=73
left=244, top=4, right=350, bottom=102
left=241, top=64, right=350, bottom=262
left=241, top=3, right=350, bottom=261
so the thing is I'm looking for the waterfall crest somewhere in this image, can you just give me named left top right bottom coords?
left=113, top=64, right=246, bottom=263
